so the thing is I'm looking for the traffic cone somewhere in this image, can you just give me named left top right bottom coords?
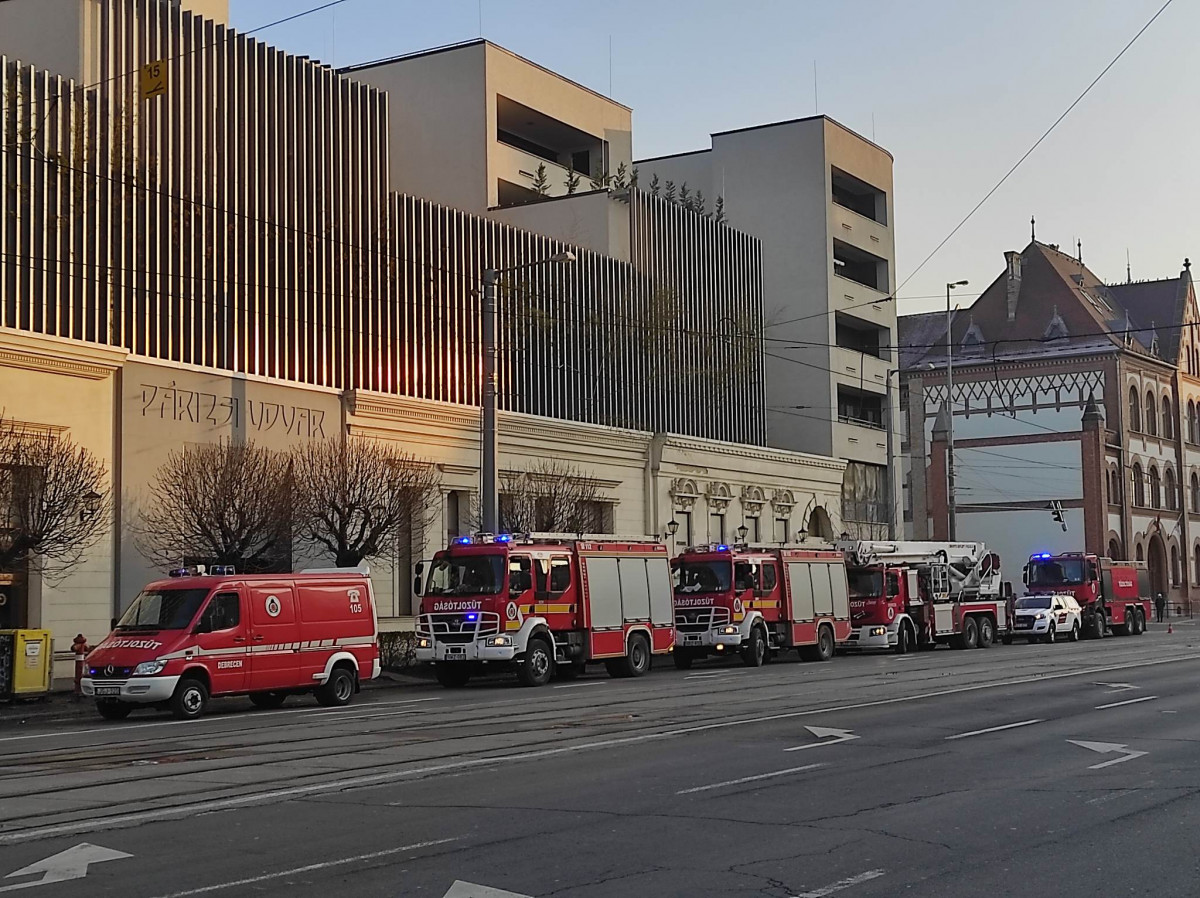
left=1168, top=621, right=1173, bottom=634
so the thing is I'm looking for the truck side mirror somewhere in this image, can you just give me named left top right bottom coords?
left=415, top=562, right=424, bottom=577
left=412, top=575, right=423, bottom=597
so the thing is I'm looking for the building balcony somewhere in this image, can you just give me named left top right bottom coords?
left=494, top=141, right=589, bottom=205
left=832, top=345, right=891, bottom=388
left=833, top=418, right=888, bottom=465
left=831, top=274, right=893, bottom=328
left=831, top=202, right=890, bottom=258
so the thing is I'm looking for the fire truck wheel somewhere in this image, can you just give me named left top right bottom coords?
left=608, top=633, right=652, bottom=678
left=517, top=637, right=555, bottom=687
left=961, top=617, right=979, bottom=650
left=170, top=676, right=210, bottom=720
left=894, top=622, right=911, bottom=655
left=96, top=700, right=133, bottom=721
left=1134, top=608, right=1146, bottom=635
left=1119, top=610, right=1135, bottom=636
left=741, top=626, right=766, bottom=668
left=977, top=616, right=995, bottom=648
left=800, top=624, right=835, bottom=662
left=317, top=667, right=356, bottom=707
left=672, top=650, right=694, bottom=670
left=1091, top=610, right=1106, bottom=639
left=1069, top=621, right=1080, bottom=642
left=249, top=691, right=288, bottom=710
left=435, top=664, right=472, bottom=688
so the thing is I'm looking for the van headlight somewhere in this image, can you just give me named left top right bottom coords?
left=870, top=627, right=887, bottom=637
left=133, top=660, right=166, bottom=676
left=721, top=626, right=738, bottom=635
left=488, top=636, right=512, bottom=647
left=417, top=638, right=431, bottom=648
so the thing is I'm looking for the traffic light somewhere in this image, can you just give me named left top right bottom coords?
left=1048, top=501, right=1067, bottom=532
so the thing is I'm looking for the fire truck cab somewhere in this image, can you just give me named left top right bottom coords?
left=1022, top=552, right=1150, bottom=638
left=672, top=544, right=851, bottom=668
left=414, top=534, right=674, bottom=687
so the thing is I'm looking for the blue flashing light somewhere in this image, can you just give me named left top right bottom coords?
left=495, top=534, right=512, bottom=543
left=455, top=536, right=473, bottom=545
left=717, top=544, right=729, bottom=552
left=465, top=613, right=478, bottom=621
left=1034, top=552, right=1052, bottom=559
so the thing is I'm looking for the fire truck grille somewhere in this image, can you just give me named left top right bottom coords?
left=88, top=665, right=135, bottom=679
left=416, top=612, right=501, bottom=642
left=674, top=607, right=731, bottom=632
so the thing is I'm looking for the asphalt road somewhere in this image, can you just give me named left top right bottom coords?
left=2, top=624, right=1199, bottom=898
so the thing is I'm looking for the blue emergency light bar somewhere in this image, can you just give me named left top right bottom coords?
left=455, top=536, right=473, bottom=545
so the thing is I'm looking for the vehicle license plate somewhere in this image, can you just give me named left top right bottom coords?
left=95, top=686, right=121, bottom=696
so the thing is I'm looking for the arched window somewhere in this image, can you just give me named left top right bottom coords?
left=1150, top=466, right=1161, bottom=508
left=1171, top=546, right=1180, bottom=586
left=1109, top=469, right=1120, bottom=504
left=1132, top=463, right=1145, bottom=506
left=1129, top=387, right=1141, bottom=432
left=1163, top=397, right=1174, bottom=440
left=1189, top=401, right=1197, bottom=443
left=1165, top=468, right=1177, bottom=510
left=1146, top=390, right=1157, bottom=436
left=1108, top=538, right=1122, bottom=560
left=1192, top=473, right=1200, bottom=513
left=1194, top=544, right=1200, bottom=584
left=1136, top=543, right=1145, bottom=562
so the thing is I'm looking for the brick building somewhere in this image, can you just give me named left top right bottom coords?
left=901, top=239, right=1198, bottom=610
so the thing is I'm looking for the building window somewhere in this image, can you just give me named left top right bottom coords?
left=673, top=510, right=693, bottom=555
left=1129, top=387, right=1141, bottom=432
left=1189, top=401, right=1198, bottom=443
left=1132, top=463, right=1145, bottom=507
left=1136, top=543, right=1144, bottom=562
left=837, top=386, right=884, bottom=429
left=746, top=516, right=761, bottom=542
left=1162, top=397, right=1174, bottom=440
left=774, top=517, right=790, bottom=543
left=1145, top=390, right=1157, bottom=436
left=1165, top=468, right=1177, bottom=511
left=1108, top=538, right=1122, bottom=560
left=710, top=513, right=726, bottom=544
left=1194, top=544, right=1200, bottom=584
left=1150, top=465, right=1161, bottom=509
left=1192, top=473, right=1200, bottom=513
left=833, top=239, right=888, bottom=292
left=1171, top=546, right=1180, bottom=586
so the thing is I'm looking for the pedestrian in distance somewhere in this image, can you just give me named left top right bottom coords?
left=1155, top=592, right=1166, bottom=624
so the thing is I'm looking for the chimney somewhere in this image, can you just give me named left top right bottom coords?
left=1004, top=250, right=1023, bottom=322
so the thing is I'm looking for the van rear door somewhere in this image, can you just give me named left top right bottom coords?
left=247, top=582, right=300, bottom=691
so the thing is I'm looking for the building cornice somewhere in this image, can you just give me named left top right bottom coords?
left=0, top=327, right=127, bottom=381
left=661, top=433, right=847, bottom=472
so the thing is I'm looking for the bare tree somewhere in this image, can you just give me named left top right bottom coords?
left=292, top=438, right=441, bottom=568
left=135, top=440, right=292, bottom=573
left=0, top=415, right=111, bottom=578
left=499, top=460, right=607, bottom=536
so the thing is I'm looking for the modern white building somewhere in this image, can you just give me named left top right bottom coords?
left=637, top=117, right=899, bottom=538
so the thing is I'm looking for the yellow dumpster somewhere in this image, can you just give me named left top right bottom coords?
left=0, top=629, right=53, bottom=698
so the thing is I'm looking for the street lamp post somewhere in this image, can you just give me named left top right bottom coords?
left=885, top=368, right=899, bottom=540
left=481, top=251, right=576, bottom=534
left=945, top=279, right=968, bottom=540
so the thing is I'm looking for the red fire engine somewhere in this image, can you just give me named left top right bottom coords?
left=671, top=544, right=851, bottom=667
left=1022, top=552, right=1150, bottom=638
left=415, top=535, right=674, bottom=687
left=836, top=541, right=1007, bottom=651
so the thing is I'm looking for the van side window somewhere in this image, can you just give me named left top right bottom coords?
left=509, top=556, right=533, bottom=595
left=549, top=558, right=571, bottom=593
left=205, top=593, right=240, bottom=631
left=760, top=564, right=777, bottom=592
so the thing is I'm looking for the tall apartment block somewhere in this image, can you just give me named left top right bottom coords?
left=637, top=116, right=898, bottom=538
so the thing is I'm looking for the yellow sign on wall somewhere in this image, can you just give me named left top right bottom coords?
left=139, top=61, right=167, bottom=100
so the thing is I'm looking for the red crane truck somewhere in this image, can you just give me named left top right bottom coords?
left=835, top=540, right=1007, bottom=651
left=1022, top=552, right=1150, bottom=638
left=671, top=544, right=851, bottom=668
left=414, top=535, right=674, bottom=687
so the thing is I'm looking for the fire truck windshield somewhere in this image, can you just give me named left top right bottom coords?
left=426, top=554, right=506, bottom=596
left=1027, top=559, right=1085, bottom=587
left=675, top=560, right=732, bottom=594
left=847, top=569, right=884, bottom=599
left=116, top=588, right=210, bottom=631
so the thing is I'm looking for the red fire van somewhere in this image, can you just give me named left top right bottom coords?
left=81, top=566, right=380, bottom=720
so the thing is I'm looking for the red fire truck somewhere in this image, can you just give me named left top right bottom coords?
left=1022, top=552, right=1150, bottom=638
left=671, top=544, right=851, bottom=668
left=414, top=535, right=674, bottom=687
left=836, top=541, right=1007, bottom=651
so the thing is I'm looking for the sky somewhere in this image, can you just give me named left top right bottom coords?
left=231, top=0, right=1198, bottom=317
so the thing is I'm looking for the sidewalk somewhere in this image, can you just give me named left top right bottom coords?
left=0, top=668, right=432, bottom=726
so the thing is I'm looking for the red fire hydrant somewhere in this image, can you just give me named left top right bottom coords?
left=72, top=634, right=90, bottom=699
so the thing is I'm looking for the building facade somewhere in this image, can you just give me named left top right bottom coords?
left=636, top=116, right=899, bottom=538
left=902, top=239, right=1198, bottom=611
left=0, top=0, right=845, bottom=675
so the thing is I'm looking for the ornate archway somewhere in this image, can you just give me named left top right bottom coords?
left=1147, top=532, right=1168, bottom=597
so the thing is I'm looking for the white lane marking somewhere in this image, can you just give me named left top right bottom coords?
left=0, top=843, right=132, bottom=893
left=1095, top=696, right=1158, bottom=710
left=6, top=652, right=1200, bottom=844
left=310, top=708, right=430, bottom=724
left=553, top=682, right=605, bottom=689
left=793, top=868, right=886, bottom=897
left=147, top=838, right=457, bottom=898
left=945, top=719, right=1043, bottom=741
left=1086, top=789, right=1136, bottom=805
left=1094, top=682, right=1138, bottom=693
left=0, top=697, right=441, bottom=745
left=444, top=880, right=532, bottom=898
left=676, top=763, right=824, bottom=795
left=685, top=673, right=727, bottom=680
left=1068, top=740, right=1148, bottom=769
left=784, top=726, right=859, bottom=752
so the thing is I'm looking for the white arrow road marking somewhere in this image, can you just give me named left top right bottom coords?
left=1095, top=682, right=1139, bottom=693
left=1, top=843, right=132, bottom=893
left=444, top=881, right=534, bottom=898
left=792, top=868, right=886, bottom=897
left=1068, top=740, right=1149, bottom=769
left=1096, top=695, right=1158, bottom=710
left=945, top=719, right=1043, bottom=740
left=784, top=726, right=860, bottom=752
left=147, top=838, right=457, bottom=898
left=677, top=763, right=825, bottom=795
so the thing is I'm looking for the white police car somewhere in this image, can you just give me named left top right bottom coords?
left=1011, top=594, right=1081, bottom=644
